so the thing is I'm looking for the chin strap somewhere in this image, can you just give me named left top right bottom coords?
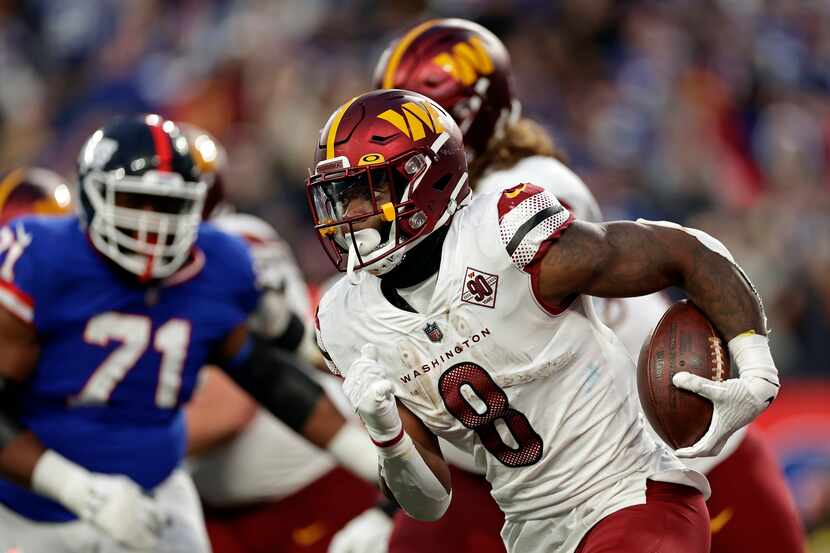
left=347, top=244, right=364, bottom=285
left=346, top=229, right=382, bottom=285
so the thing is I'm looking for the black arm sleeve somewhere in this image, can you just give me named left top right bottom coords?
left=225, top=337, right=325, bottom=433
left=0, top=378, right=23, bottom=449
left=268, top=312, right=306, bottom=353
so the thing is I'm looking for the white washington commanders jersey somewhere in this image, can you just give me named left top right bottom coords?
left=317, top=185, right=708, bottom=553
left=481, top=155, right=746, bottom=476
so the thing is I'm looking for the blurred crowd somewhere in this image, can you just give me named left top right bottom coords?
left=1, top=0, right=829, bottom=376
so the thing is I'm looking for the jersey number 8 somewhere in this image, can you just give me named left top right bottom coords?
left=438, top=362, right=543, bottom=467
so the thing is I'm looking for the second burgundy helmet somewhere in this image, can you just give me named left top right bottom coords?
left=307, top=89, right=469, bottom=277
left=0, top=168, right=73, bottom=226
left=373, top=18, right=520, bottom=160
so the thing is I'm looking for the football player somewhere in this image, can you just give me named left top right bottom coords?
left=309, top=89, right=779, bottom=553
left=329, top=18, right=804, bottom=553
left=180, top=125, right=381, bottom=553
left=0, top=115, right=368, bottom=552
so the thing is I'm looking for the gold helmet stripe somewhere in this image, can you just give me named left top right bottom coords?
left=382, top=20, right=441, bottom=89
left=326, top=96, right=359, bottom=160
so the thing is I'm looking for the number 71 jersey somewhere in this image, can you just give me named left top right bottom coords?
left=317, top=184, right=704, bottom=552
left=0, top=215, right=259, bottom=522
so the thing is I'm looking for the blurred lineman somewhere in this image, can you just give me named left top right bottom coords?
left=330, top=18, right=805, bottom=553
left=0, top=115, right=371, bottom=553
left=181, top=125, right=380, bottom=553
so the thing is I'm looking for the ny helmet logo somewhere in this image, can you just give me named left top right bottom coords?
left=461, top=267, right=498, bottom=308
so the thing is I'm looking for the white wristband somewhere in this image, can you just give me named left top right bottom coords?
left=31, top=450, right=91, bottom=516
left=376, top=430, right=414, bottom=459
left=378, top=433, right=451, bottom=521
left=728, top=332, right=777, bottom=378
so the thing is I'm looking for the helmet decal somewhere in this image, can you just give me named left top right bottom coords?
left=79, top=133, right=119, bottom=171
left=377, top=101, right=445, bottom=141
left=358, top=153, right=386, bottom=166
left=432, top=36, right=494, bottom=86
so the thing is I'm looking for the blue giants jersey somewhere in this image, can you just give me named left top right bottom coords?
left=0, top=215, right=259, bottom=521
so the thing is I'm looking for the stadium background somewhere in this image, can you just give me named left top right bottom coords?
left=1, top=0, right=828, bottom=550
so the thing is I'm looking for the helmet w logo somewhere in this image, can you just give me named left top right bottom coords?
left=378, top=101, right=445, bottom=141
left=432, top=37, right=494, bottom=86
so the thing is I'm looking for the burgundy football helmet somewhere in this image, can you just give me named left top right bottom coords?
left=178, top=123, right=228, bottom=218
left=0, top=167, right=72, bottom=226
left=307, top=89, right=469, bottom=277
left=373, top=18, right=520, bottom=159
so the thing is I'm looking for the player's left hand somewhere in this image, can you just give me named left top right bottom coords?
left=343, top=344, right=402, bottom=444
left=672, top=333, right=779, bottom=457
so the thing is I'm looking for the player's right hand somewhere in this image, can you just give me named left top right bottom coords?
left=328, top=507, right=392, bottom=553
left=672, top=332, right=779, bottom=458
left=32, top=450, right=165, bottom=550
left=343, top=344, right=402, bottom=444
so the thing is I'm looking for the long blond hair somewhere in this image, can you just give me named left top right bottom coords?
left=469, top=118, right=567, bottom=185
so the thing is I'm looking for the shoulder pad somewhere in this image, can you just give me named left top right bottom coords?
left=496, top=183, right=572, bottom=270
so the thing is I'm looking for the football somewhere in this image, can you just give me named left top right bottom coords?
left=637, top=300, right=731, bottom=449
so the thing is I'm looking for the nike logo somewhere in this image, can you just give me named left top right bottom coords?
left=759, top=377, right=780, bottom=388
left=710, top=507, right=734, bottom=534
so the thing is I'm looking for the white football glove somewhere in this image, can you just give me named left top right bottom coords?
left=342, top=344, right=402, bottom=444
left=32, top=450, right=166, bottom=550
left=672, top=333, right=779, bottom=457
left=328, top=507, right=393, bottom=553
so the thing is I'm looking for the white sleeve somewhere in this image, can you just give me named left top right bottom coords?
left=378, top=434, right=452, bottom=521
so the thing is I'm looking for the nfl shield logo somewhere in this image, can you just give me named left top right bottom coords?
left=423, top=322, right=443, bottom=343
